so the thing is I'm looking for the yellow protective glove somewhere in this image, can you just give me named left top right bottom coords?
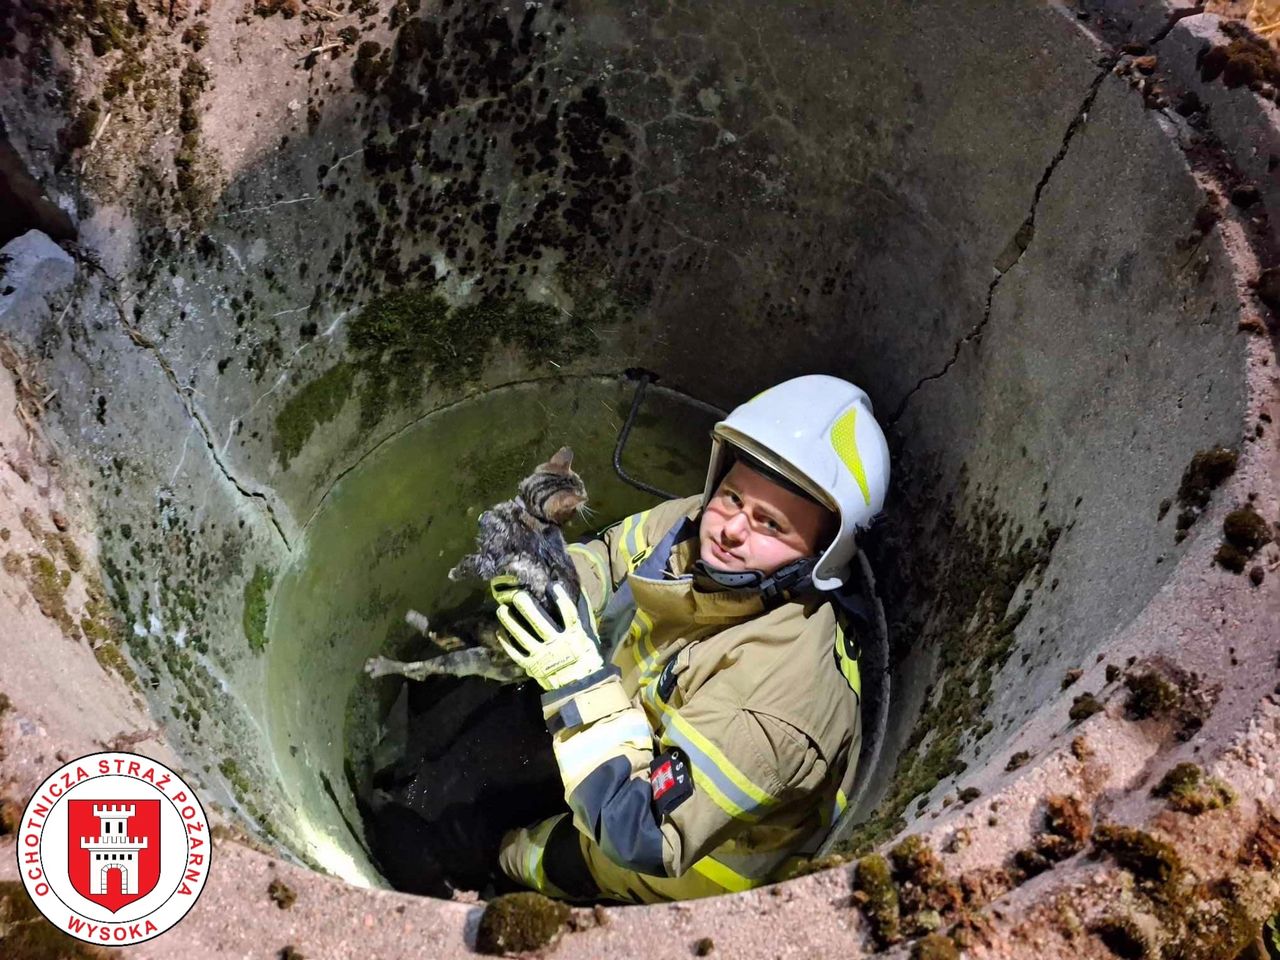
left=489, top=573, right=522, bottom=606
left=495, top=583, right=604, bottom=691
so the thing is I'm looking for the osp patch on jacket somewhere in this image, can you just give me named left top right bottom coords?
left=649, top=750, right=693, bottom=814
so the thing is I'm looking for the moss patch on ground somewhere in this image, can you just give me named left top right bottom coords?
left=844, top=837, right=991, bottom=951
left=1069, top=691, right=1104, bottom=723
left=0, top=880, right=119, bottom=958
left=912, top=933, right=960, bottom=959
left=475, top=892, right=570, bottom=955
left=0, top=797, right=21, bottom=835
left=267, top=878, right=297, bottom=909
left=242, top=565, right=275, bottom=652
left=1014, top=794, right=1091, bottom=878
left=1151, top=762, right=1235, bottom=814
left=1124, top=671, right=1179, bottom=720
left=1093, top=825, right=1182, bottom=897
left=1215, top=504, right=1272, bottom=573
left=23, top=553, right=76, bottom=637
left=853, top=853, right=901, bottom=948
left=1175, top=447, right=1237, bottom=534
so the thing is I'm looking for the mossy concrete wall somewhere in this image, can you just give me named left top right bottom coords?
left=1, top=0, right=1275, bottom=908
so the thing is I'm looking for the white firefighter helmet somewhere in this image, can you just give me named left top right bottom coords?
left=701, top=375, right=890, bottom=591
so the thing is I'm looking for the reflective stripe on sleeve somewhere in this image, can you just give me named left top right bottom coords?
left=553, top=709, right=654, bottom=794
left=569, top=757, right=667, bottom=876
left=656, top=708, right=779, bottom=822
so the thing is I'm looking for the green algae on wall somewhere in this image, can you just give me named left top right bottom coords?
left=273, top=289, right=599, bottom=464
left=243, top=565, right=275, bottom=653
left=273, top=362, right=355, bottom=467
left=346, top=289, right=597, bottom=422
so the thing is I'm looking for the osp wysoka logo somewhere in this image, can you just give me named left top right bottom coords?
left=17, top=751, right=211, bottom=946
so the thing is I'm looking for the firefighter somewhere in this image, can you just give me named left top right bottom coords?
left=493, top=374, right=890, bottom=902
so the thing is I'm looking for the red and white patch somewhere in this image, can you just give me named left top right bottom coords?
left=16, top=752, right=211, bottom=946
left=651, top=760, right=676, bottom=800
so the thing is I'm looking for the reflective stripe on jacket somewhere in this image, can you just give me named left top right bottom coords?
left=505, top=495, right=862, bottom=903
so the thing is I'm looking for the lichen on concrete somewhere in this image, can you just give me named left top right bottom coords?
left=242, top=565, right=275, bottom=653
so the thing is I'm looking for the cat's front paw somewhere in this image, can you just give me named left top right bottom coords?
left=365, top=656, right=396, bottom=679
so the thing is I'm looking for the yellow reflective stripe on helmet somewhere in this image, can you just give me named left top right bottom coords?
left=655, top=705, right=778, bottom=822
left=830, top=408, right=872, bottom=506
left=834, top=623, right=861, bottom=697
left=690, top=854, right=760, bottom=893
left=829, top=787, right=848, bottom=827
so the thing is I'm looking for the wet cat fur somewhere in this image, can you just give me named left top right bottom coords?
left=365, top=447, right=588, bottom=685
left=447, top=445, right=587, bottom=606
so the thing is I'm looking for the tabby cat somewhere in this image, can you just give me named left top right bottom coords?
left=364, top=446, right=589, bottom=685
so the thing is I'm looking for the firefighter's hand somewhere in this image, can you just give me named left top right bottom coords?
left=489, top=573, right=522, bottom=606
left=496, top=583, right=603, bottom=691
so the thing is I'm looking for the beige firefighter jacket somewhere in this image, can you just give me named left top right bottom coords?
left=499, top=495, right=862, bottom=903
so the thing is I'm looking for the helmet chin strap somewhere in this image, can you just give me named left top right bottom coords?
left=691, top=556, right=818, bottom=606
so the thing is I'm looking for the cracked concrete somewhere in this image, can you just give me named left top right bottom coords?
left=85, top=258, right=296, bottom=551
left=888, top=56, right=1115, bottom=428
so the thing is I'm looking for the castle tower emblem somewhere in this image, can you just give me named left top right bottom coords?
left=68, top=798, right=161, bottom=910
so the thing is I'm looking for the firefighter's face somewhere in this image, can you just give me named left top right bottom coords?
left=699, top=463, right=833, bottom=575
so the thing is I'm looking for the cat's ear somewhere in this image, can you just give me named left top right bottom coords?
left=546, top=446, right=574, bottom=474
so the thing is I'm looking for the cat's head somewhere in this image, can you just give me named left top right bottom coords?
left=519, top=446, right=588, bottom=525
